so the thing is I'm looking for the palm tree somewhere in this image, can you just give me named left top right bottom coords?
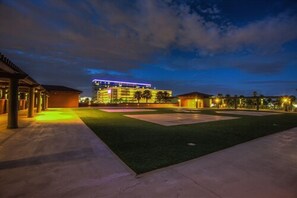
left=134, top=91, right=142, bottom=103
left=252, top=91, right=259, bottom=110
left=163, top=91, right=170, bottom=102
left=142, top=90, right=152, bottom=103
left=156, top=91, right=164, bottom=103
left=289, top=95, right=296, bottom=111
left=290, top=95, right=296, bottom=102
left=225, top=94, right=231, bottom=107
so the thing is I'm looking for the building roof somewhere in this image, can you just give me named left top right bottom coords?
left=42, top=85, right=82, bottom=93
left=178, top=92, right=212, bottom=98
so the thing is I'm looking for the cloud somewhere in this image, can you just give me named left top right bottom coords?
left=1, top=0, right=297, bottom=95
left=85, top=68, right=126, bottom=76
left=224, top=14, right=297, bottom=52
left=1, top=0, right=296, bottom=59
left=244, top=80, right=297, bottom=84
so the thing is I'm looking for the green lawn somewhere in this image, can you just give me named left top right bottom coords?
left=74, top=108, right=297, bottom=174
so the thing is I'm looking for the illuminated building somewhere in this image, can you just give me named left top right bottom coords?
left=92, top=79, right=172, bottom=103
left=92, top=79, right=151, bottom=101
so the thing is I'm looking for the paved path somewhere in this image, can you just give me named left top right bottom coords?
left=0, top=108, right=296, bottom=198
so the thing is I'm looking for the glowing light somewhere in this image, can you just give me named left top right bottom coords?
left=92, top=79, right=151, bottom=87
left=282, top=97, right=290, bottom=103
left=215, top=98, right=220, bottom=103
left=107, top=89, right=111, bottom=94
left=35, top=110, right=76, bottom=122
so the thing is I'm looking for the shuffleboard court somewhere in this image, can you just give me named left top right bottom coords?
left=216, top=111, right=282, bottom=116
left=125, top=113, right=238, bottom=126
left=100, top=108, right=156, bottom=113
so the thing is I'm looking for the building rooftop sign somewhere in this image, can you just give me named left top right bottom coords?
left=92, top=79, right=151, bottom=87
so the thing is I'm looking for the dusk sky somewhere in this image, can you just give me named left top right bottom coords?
left=1, top=0, right=297, bottom=97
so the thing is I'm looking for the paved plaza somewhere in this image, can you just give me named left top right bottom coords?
left=0, top=109, right=297, bottom=198
left=125, top=113, right=238, bottom=126
left=216, top=111, right=282, bottom=116
left=100, top=108, right=156, bottom=113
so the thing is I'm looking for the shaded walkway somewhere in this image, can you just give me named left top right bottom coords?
left=0, top=108, right=296, bottom=198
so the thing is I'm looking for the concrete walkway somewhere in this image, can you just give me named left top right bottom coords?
left=0, top=108, right=296, bottom=198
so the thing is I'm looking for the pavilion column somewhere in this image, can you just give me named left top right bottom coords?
left=195, top=99, right=198, bottom=109
left=234, top=98, right=238, bottom=110
left=42, top=93, right=47, bottom=110
left=45, top=95, right=49, bottom=109
left=7, top=78, right=19, bottom=129
left=3, top=88, right=8, bottom=113
left=28, top=87, right=35, bottom=118
left=36, top=91, right=41, bottom=113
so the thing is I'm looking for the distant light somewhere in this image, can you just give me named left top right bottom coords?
left=282, top=97, right=289, bottom=103
left=107, top=89, right=111, bottom=94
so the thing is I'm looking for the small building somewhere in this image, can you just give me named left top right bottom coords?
left=43, top=85, right=81, bottom=108
left=178, top=92, right=212, bottom=108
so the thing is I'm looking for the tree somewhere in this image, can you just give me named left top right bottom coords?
left=290, top=95, right=296, bottom=103
left=225, top=94, right=232, bottom=107
left=289, top=95, right=296, bottom=111
left=246, top=98, right=254, bottom=108
left=156, top=91, right=164, bottom=103
left=163, top=91, right=170, bottom=103
left=252, top=91, right=259, bottom=110
left=142, top=90, right=152, bottom=103
left=134, top=91, right=142, bottom=103
left=217, top=93, right=223, bottom=98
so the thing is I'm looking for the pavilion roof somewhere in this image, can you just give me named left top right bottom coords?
left=42, top=85, right=82, bottom=93
left=178, top=92, right=212, bottom=98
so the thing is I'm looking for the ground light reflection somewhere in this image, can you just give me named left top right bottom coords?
left=35, top=109, right=76, bottom=122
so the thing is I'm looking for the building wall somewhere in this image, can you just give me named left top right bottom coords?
left=48, top=91, right=80, bottom=108
left=0, top=99, right=6, bottom=114
left=181, top=99, right=204, bottom=108
left=97, top=87, right=172, bottom=103
left=203, top=98, right=212, bottom=108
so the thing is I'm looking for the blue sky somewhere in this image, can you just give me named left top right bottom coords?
left=0, top=0, right=297, bottom=96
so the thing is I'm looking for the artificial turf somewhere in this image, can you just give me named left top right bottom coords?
left=74, top=108, right=297, bottom=174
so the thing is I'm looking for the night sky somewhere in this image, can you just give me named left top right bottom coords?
left=1, top=0, right=297, bottom=97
